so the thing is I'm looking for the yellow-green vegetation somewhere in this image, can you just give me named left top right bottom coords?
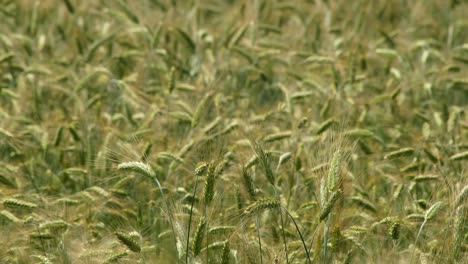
left=0, top=0, right=467, bottom=263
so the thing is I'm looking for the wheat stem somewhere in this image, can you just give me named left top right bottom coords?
left=186, top=162, right=208, bottom=263
left=256, top=215, right=263, bottom=264
left=280, top=205, right=312, bottom=264
left=117, top=161, right=179, bottom=263
left=410, top=219, right=426, bottom=264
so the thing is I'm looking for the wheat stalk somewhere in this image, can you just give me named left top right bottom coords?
left=449, top=151, right=468, bottom=161
left=327, top=150, right=343, bottom=192
left=316, top=118, right=336, bottom=135
left=117, top=161, right=155, bottom=179
left=168, top=66, right=176, bottom=94
left=319, top=189, right=342, bottom=222
left=263, top=131, right=292, bottom=143
left=203, top=163, right=216, bottom=206
left=3, top=198, right=37, bottom=209
left=243, top=198, right=311, bottom=263
left=410, top=201, right=446, bottom=263
left=455, top=185, right=467, bottom=207
left=243, top=198, right=281, bottom=218
left=186, top=162, right=209, bottom=263
left=0, top=210, right=20, bottom=223
left=116, top=161, right=177, bottom=260
left=241, top=166, right=256, bottom=201
left=384, top=147, right=415, bottom=159
left=388, top=221, right=400, bottom=240
left=252, top=143, right=275, bottom=186
left=220, top=241, right=230, bottom=264
left=115, top=232, right=141, bottom=253
left=452, top=206, right=465, bottom=262
left=192, top=216, right=207, bottom=257
left=39, top=220, right=68, bottom=230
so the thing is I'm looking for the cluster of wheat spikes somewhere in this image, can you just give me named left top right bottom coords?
left=0, top=0, right=467, bottom=263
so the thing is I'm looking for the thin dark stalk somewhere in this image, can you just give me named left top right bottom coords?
left=256, top=215, right=263, bottom=264
left=279, top=208, right=290, bottom=264
left=274, top=185, right=289, bottom=264
left=186, top=173, right=201, bottom=264
left=205, top=206, right=209, bottom=264
left=281, top=205, right=312, bottom=264
left=151, top=177, right=179, bottom=264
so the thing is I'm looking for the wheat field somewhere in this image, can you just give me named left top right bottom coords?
left=0, top=0, right=467, bottom=263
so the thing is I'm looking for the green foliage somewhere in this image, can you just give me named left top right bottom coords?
left=0, top=0, right=466, bottom=263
